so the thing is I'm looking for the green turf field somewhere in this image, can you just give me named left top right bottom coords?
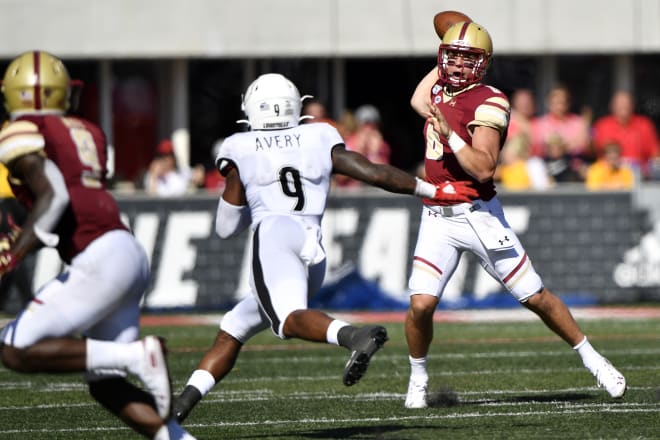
left=1, top=311, right=658, bottom=439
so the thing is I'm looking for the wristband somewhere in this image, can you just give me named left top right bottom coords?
left=414, top=178, right=436, bottom=198
left=448, top=131, right=466, bottom=153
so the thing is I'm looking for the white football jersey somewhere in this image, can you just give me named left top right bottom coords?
left=217, top=122, right=343, bottom=228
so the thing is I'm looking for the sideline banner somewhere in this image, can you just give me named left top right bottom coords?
left=25, top=190, right=659, bottom=310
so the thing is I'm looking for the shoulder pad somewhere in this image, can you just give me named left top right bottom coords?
left=0, top=120, right=45, bottom=165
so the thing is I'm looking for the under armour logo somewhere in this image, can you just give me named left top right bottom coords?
left=498, top=236, right=510, bottom=246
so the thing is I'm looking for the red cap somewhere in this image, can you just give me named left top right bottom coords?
left=157, top=139, right=174, bottom=155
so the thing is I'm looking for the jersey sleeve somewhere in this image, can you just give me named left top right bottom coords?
left=215, top=135, right=239, bottom=176
left=467, top=89, right=510, bottom=136
left=319, top=122, right=345, bottom=149
left=0, top=120, right=46, bottom=165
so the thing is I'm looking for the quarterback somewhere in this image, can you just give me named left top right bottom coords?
left=0, top=51, right=194, bottom=440
left=403, top=22, right=626, bottom=409
left=173, top=73, right=478, bottom=422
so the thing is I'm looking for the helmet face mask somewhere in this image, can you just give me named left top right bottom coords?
left=438, top=22, right=493, bottom=89
left=241, top=73, right=304, bottom=130
left=1, top=51, right=72, bottom=117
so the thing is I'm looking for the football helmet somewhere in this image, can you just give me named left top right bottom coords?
left=438, top=22, right=492, bottom=88
left=2, top=51, right=72, bottom=116
left=240, top=73, right=304, bottom=130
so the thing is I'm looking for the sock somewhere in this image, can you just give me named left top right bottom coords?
left=86, top=339, right=142, bottom=371
left=153, top=418, right=194, bottom=440
left=326, top=320, right=351, bottom=346
left=409, top=355, right=428, bottom=380
left=153, top=424, right=169, bottom=440
left=186, top=369, right=216, bottom=397
left=573, top=336, right=601, bottom=372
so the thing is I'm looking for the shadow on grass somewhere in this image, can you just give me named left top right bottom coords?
left=510, top=392, right=594, bottom=403
left=421, top=384, right=595, bottom=408
left=234, top=424, right=430, bottom=439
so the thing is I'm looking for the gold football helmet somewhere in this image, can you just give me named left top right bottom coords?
left=438, top=22, right=493, bottom=88
left=2, top=51, right=71, bottom=116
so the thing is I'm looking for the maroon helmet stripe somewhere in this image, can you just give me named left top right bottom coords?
left=32, top=51, right=42, bottom=110
left=458, top=22, right=470, bottom=39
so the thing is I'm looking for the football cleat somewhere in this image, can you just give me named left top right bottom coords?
left=131, top=336, right=172, bottom=419
left=404, top=376, right=429, bottom=409
left=593, top=357, right=627, bottom=398
left=342, top=325, right=388, bottom=386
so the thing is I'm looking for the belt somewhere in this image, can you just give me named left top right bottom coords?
left=426, top=201, right=482, bottom=217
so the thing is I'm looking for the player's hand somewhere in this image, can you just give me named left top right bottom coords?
left=432, top=180, right=478, bottom=204
left=0, top=250, right=17, bottom=276
left=0, top=228, right=20, bottom=276
left=426, top=105, right=451, bottom=138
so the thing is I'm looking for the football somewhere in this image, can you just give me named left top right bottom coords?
left=433, top=10, right=472, bottom=39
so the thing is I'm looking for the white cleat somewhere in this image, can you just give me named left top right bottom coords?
left=404, top=377, right=428, bottom=409
left=594, top=357, right=627, bottom=398
left=133, top=336, right=172, bottom=418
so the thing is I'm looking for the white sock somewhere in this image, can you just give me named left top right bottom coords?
left=186, top=369, right=217, bottom=397
left=86, top=339, right=142, bottom=371
left=409, top=355, right=428, bottom=380
left=325, top=319, right=350, bottom=345
left=573, top=336, right=602, bottom=371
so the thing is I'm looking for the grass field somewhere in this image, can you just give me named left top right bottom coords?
left=0, top=308, right=659, bottom=439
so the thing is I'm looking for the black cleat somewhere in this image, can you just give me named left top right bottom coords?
left=342, top=325, right=388, bottom=386
left=173, top=385, right=202, bottom=423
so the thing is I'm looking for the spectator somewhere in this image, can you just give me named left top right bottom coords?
left=335, top=105, right=392, bottom=188
left=592, top=90, right=660, bottom=180
left=499, top=134, right=552, bottom=191
left=144, top=139, right=204, bottom=196
left=544, top=134, right=585, bottom=183
left=507, top=88, right=536, bottom=141
left=585, top=142, right=635, bottom=190
left=336, top=109, right=358, bottom=141
left=301, top=98, right=336, bottom=126
left=530, top=85, right=592, bottom=172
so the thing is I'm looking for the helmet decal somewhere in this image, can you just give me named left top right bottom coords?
left=1, top=50, right=72, bottom=117
left=239, top=73, right=305, bottom=130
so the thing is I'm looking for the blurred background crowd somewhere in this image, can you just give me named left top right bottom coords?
left=110, top=78, right=660, bottom=197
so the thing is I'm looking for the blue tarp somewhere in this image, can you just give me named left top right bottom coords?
left=310, top=269, right=598, bottom=311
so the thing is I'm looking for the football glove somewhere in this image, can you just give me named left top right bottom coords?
left=432, top=180, right=478, bottom=204
left=0, top=224, right=20, bottom=276
left=0, top=249, right=17, bottom=276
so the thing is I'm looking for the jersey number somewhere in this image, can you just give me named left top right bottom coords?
left=64, top=118, right=103, bottom=189
left=278, top=166, right=305, bottom=211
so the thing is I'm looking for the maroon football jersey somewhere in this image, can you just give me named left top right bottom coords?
left=13, top=115, right=128, bottom=263
left=423, top=82, right=510, bottom=205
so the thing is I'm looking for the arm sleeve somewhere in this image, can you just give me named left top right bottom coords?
left=215, top=197, right=251, bottom=239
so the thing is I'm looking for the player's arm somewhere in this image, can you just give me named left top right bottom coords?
left=6, top=153, right=69, bottom=262
left=214, top=159, right=250, bottom=239
left=410, top=67, right=439, bottom=118
left=427, top=105, right=500, bottom=182
left=331, top=144, right=477, bottom=202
